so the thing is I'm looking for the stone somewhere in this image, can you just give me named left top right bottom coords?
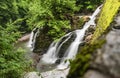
left=17, top=34, right=30, bottom=43
left=113, top=16, right=120, bottom=29
left=33, top=26, right=53, bottom=53
left=84, top=70, right=110, bottom=78
left=82, top=16, right=90, bottom=22
left=90, top=29, right=120, bottom=78
left=84, top=25, right=95, bottom=43
left=24, top=72, right=41, bottom=78
left=85, top=34, right=93, bottom=43
left=84, top=12, right=120, bottom=78
left=31, top=53, right=41, bottom=68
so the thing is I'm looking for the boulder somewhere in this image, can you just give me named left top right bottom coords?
left=17, top=34, right=30, bottom=42
left=113, top=16, right=120, bottom=29
left=84, top=70, right=110, bottom=78
left=24, top=72, right=41, bottom=78
left=91, top=29, right=120, bottom=78
left=84, top=12, right=120, bottom=78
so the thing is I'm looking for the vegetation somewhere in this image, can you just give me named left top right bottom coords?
left=0, top=24, right=31, bottom=78
left=76, top=0, right=104, bottom=13
left=0, top=0, right=103, bottom=39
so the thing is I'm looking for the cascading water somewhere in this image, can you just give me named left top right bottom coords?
left=41, top=32, right=72, bottom=64
left=57, top=30, right=85, bottom=69
left=27, top=28, right=38, bottom=51
left=57, top=4, right=103, bottom=69
left=27, top=31, right=34, bottom=48
left=28, top=5, right=103, bottom=78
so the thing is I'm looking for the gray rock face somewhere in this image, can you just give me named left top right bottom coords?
left=84, top=12, right=120, bottom=78
left=93, top=29, right=120, bottom=78
left=113, top=15, right=120, bottom=29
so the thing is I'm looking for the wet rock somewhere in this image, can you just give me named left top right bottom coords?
left=17, top=34, right=30, bottom=43
left=24, top=72, right=41, bottom=78
left=86, top=25, right=95, bottom=35
left=70, top=16, right=81, bottom=30
left=70, top=16, right=90, bottom=30
left=39, top=68, right=69, bottom=78
left=31, top=53, right=41, bottom=68
left=113, top=16, right=120, bottom=29
left=84, top=70, right=110, bottom=78
left=33, top=26, right=53, bottom=53
left=82, top=16, right=91, bottom=22
left=85, top=34, right=93, bottom=43
left=83, top=25, right=95, bottom=43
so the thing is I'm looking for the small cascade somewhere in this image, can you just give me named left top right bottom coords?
left=27, top=5, right=103, bottom=78
left=41, top=32, right=72, bottom=64
left=27, top=28, right=38, bottom=51
left=27, top=31, right=34, bottom=48
left=57, top=30, right=85, bottom=69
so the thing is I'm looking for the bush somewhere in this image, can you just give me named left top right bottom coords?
left=76, top=0, right=104, bottom=13
left=0, top=24, right=30, bottom=78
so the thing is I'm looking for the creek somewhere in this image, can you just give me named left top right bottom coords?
left=24, top=5, right=103, bottom=78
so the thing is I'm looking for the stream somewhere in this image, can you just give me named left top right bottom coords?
left=17, top=5, right=103, bottom=78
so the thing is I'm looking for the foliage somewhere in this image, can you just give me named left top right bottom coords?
left=0, top=0, right=104, bottom=39
left=0, top=0, right=79, bottom=39
left=26, top=0, right=79, bottom=39
left=0, top=0, right=29, bottom=34
left=91, top=0, right=120, bottom=43
left=76, top=0, right=104, bottom=13
left=0, top=24, right=30, bottom=78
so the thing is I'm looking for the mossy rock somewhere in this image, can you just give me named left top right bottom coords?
left=67, top=39, right=106, bottom=78
left=91, top=0, right=120, bottom=43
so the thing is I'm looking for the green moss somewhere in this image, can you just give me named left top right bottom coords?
left=78, top=17, right=86, bottom=29
left=67, top=39, right=106, bottom=78
left=91, top=0, right=120, bottom=43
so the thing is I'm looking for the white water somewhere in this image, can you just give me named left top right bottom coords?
left=28, top=5, right=103, bottom=78
left=41, top=32, right=72, bottom=64
left=40, top=5, right=102, bottom=70
left=27, top=31, right=34, bottom=48
left=27, top=28, right=38, bottom=51
left=57, top=30, right=85, bottom=69
left=57, top=5, right=103, bottom=69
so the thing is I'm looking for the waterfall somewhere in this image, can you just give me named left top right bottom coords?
left=57, top=30, right=85, bottom=69
left=39, top=5, right=103, bottom=70
left=41, top=32, right=72, bottom=64
left=27, top=28, right=38, bottom=51
left=27, top=31, right=34, bottom=48
left=28, top=5, right=103, bottom=78
left=57, top=5, right=103, bottom=69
